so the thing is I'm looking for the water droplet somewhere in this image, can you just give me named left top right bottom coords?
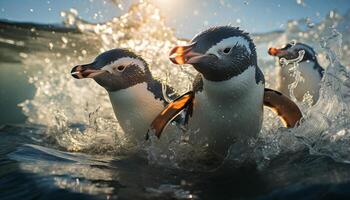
left=61, top=36, right=68, bottom=44
left=279, top=58, right=288, bottom=66
left=69, top=8, right=78, bottom=16
left=296, top=0, right=305, bottom=6
left=60, top=11, right=66, bottom=17
left=19, top=52, right=28, bottom=58
left=118, top=4, right=124, bottom=10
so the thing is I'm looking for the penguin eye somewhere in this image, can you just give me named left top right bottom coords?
left=117, top=65, right=125, bottom=71
left=223, top=47, right=231, bottom=54
left=283, top=43, right=292, bottom=49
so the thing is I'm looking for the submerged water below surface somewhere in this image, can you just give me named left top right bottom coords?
left=1, top=1, right=350, bottom=199
left=2, top=124, right=350, bottom=200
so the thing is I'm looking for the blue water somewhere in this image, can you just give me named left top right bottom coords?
left=2, top=124, right=350, bottom=200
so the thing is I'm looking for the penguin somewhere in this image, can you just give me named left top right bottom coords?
left=71, top=48, right=176, bottom=143
left=268, top=42, right=324, bottom=103
left=147, top=26, right=302, bottom=160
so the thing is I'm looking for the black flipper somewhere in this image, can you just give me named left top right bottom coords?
left=263, top=88, right=303, bottom=128
left=146, top=91, right=195, bottom=140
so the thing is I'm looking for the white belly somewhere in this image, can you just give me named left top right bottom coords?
left=188, top=67, right=264, bottom=156
left=108, top=83, right=165, bottom=142
left=278, top=61, right=322, bottom=103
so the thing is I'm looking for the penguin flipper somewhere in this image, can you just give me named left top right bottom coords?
left=263, top=88, right=303, bottom=128
left=146, top=91, right=195, bottom=140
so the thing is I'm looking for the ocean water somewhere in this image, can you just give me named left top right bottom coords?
left=1, top=1, right=350, bottom=199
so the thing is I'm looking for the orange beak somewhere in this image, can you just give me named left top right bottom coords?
left=268, top=47, right=280, bottom=56
left=169, top=43, right=202, bottom=65
left=268, top=47, right=289, bottom=57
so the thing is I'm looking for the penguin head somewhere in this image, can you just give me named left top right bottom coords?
left=71, top=49, right=152, bottom=91
left=268, top=42, right=317, bottom=63
left=169, top=26, right=257, bottom=81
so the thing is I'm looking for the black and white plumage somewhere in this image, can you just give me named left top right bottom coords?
left=268, top=42, right=324, bottom=103
left=149, top=26, right=302, bottom=159
left=71, top=49, right=175, bottom=142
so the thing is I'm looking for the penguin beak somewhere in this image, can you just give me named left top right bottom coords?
left=71, top=63, right=106, bottom=79
left=268, top=47, right=288, bottom=57
left=169, top=43, right=208, bottom=65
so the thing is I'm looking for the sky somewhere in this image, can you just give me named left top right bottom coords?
left=0, top=0, right=349, bottom=38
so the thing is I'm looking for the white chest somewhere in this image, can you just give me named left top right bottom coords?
left=189, top=67, right=264, bottom=155
left=108, top=83, right=165, bottom=141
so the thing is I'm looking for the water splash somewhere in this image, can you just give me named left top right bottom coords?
left=3, top=1, right=349, bottom=169
left=15, top=1, right=194, bottom=155
left=224, top=10, right=350, bottom=168
left=297, top=28, right=350, bottom=163
left=279, top=49, right=306, bottom=103
left=250, top=26, right=350, bottom=168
